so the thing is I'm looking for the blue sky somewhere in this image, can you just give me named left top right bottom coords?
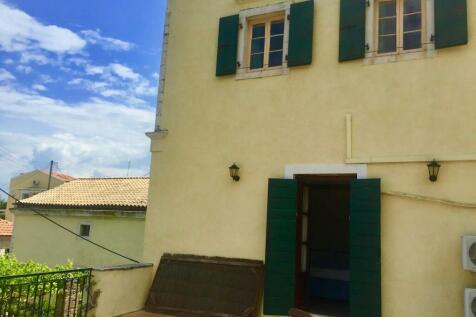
left=0, top=0, right=166, bottom=194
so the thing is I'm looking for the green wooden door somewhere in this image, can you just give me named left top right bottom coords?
left=350, top=179, right=381, bottom=317
left=264, top=179, right=298, bottom=315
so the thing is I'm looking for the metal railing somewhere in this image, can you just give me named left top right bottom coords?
left=0, top=268, right=92, bottom=317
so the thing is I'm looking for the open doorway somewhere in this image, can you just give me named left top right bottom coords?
left=295, top=174, right=356, bottom=317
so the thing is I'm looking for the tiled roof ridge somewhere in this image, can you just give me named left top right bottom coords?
left=74, top=176, right=150, bottom=180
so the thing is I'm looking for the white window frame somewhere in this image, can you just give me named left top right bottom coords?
left=364, top=0, right=436, bottom=65
left=19, top=190, right=40, bottom=200
left=79, top=223, right=92, bottom=239
left=236, top=2, right=291, bottom=80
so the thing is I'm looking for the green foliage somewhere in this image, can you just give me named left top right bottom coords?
left=0, top=256, right=89, bottom=316
left=0, top=255, right=74, bottom=276
left=0, top=197, right=6, bottom=209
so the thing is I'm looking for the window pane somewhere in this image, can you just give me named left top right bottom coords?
left=379, top=17, right=396, bottom=35
left=251, top=38, right=265, bottom=54
left=252, top=24, right=265, bottom=38
left=404, top=31, right=422, bottom=50
left=404, top=13, right=421, bottom=32
left=270, top=35, right=284, bottom=51
left=404, top=0, right=421, bottom=14
left=250, top=53, right=264, bottom=69
left=379, top=0, right=396, bottom=18
left=271, top=20, right=284, bottom=35
left=269, top=51, right=283, bottom=67
left=378, top=35, right=397, bottom=53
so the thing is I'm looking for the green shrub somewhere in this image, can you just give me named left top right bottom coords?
left=0, top=255, right=74, bottom=276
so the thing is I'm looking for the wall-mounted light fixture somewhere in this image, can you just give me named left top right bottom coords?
left=427, top=159, right=441, bottom=182
left=229, top=163, right=240, bottom=182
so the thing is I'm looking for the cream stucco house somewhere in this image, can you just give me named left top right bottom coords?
left=136, top=0, right=476, bottom=317
left=11, top=177, right=147, bottom=268
left=5, top=169, right=74, bottom=222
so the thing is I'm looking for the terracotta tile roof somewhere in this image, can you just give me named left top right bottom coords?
left=16, top=177, right=149, bottom=210
left=0, top=220, right=13, bottom=237
left=48, top=172, right=75, bottom=182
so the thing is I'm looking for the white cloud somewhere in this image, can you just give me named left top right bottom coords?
left=16, top=65, right=32, bottom=74
left=39, top=74, right=55, bottom=83
left=109, top=63, right=140, bottom=81
left=134, top=80, right=156, bottom=96
left=32, top=84, right=46, bottom=91
left=0, top=2, right=86, bottom=54
left=20, top=51, right=53, bottom=65
left=3, top=58, right=14, bottom=65
left=0, top=85, right=154, bottom=185
left=85, top=64, right=104, bottom=75
left=0, top=68, right=14, bottom=81
left=152, top=72, right=159, bottom=80
left=80, top=29, right=134, bottom=51
left=67, top=78, right=83, bottom=85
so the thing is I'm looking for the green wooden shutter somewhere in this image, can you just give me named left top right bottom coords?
left=350, top=179, right=381, bottom=317
left=288, top=0, right=314, bottom=67
left=339, top=0, right=366, bottom=62
left=216, top=15, right=239, bottom=76
left=264, top=179, right=297, bottom=315
left=435, top=0, right=468, bottom=49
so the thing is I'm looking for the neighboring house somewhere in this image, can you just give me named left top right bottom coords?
left=11, top=177, right=148, bottom=268
left=139, top=0, right=475, bottom=317
left=5, top=170, right=74, bottom=222
left=0, top=219, right=13, bottom=254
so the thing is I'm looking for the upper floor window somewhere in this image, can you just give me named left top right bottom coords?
left=79, top=224, right=91, bottom=238
left=247, top=14, right=285, bottom=71
left=375, top=0, right=425, bottom=55
left=215, top=1, right=314, bottom=78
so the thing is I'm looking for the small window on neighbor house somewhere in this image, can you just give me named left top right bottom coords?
left=20, top=192, right=32, bottom=200
left=376, top=0, right=424, bottom=54
left=247, top=14, right=285, bottom=71
left=79, top=224, right=91, bottom=238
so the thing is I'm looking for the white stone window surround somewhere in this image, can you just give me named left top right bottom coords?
left=284, top=164, right=368, bottom=179
left=236, top=2, right=291, bottom=80
left=364, top=0, right=436, bottom=65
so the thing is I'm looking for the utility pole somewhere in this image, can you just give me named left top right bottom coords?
left=47, top=160, right=54, bottom=189
left=126, top=161, right=131, bottom=177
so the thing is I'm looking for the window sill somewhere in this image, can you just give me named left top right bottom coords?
left=236, top=67, right=289, bottom=80
left=364, top=48, right=437, bottom=65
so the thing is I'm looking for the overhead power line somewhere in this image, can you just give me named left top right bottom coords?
left=0, top=187, right=140, bottom=264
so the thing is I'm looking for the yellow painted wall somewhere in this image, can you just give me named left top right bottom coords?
left=13, top=212, right=144, bottom=268
left=6, top=170, right=66, bottom=221
left=90, top=264, right=154, bottom=317
left=144, top=0, right=476, bottom=316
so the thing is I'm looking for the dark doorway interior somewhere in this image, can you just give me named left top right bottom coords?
left=295, top=175, right=355, bottom=317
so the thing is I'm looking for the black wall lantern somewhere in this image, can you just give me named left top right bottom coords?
left=229, top=163, right=240, bottom=182
left=427, top=159, right=441, bottom=182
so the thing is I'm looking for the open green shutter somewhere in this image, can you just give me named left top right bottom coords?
left=216, top=15, right=239, bottom=76
left=350, top=179, right=381, bottom=317
left=435, top=0, right=468, bottom=49
left=339, top=0, right=366, bottom=62
left=264, top=179, right=297, bottom=315
left=288, top=0, right=314, bottom=67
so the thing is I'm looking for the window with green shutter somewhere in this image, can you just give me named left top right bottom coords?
left=218, top=1, right=315, bottom=79
left=264, top=178, right=297, bottom=316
